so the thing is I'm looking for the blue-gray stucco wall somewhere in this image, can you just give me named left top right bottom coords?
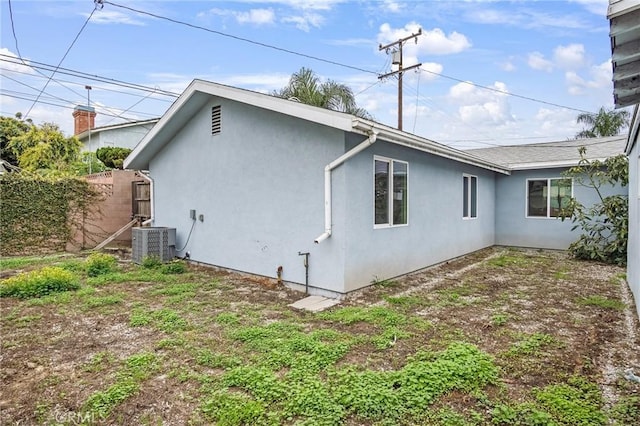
left=147, top=96, right=498, bottom=294
left=495, top=168, right=627, bottom=249
left=338, top=138, right=496, bottom=291
left=149, top=98, right=349, bottom=294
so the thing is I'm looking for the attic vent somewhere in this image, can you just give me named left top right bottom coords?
left=211, top=105, right=221, bottom=135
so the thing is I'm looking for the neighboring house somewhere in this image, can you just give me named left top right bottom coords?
left=72, top=105, right=159, bottom=152
left=608, top=0, right=640, bottom=318
left=124, top=80, right=626, bottom=297
left=467, top=137, right=627, bottom=250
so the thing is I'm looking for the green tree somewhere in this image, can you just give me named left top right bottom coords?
left=575, top=107, right=630, bottom=139
left=274, top=67, right=373, bottom=119
left=560, top=148, right=628, bottom=265
left=96, top=146, right=132, bottom=169
left=7, top=122, right=81, bottom=174
left=0, top=113, right=32, bottom=166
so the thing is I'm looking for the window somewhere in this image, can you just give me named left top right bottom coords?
left=526, top=178, right=572, bottom=218
left=211, top=105, right=221, bottom=135
left=374, top=157, right=408, bottom=227
left=463, top=174, right=478, bottom=219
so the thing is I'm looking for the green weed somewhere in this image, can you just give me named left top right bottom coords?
left=83, top=294, right=124, bottom=309
left=506, top=333, right=556, bottom=356
left=129, top=308, right=189, bottom=333
left=577, top=295, right=625, bottom=310
left=83, top=352, right=158, bottom=419
left=487, top=253, right=529, bottom=267
left=0, top=266, right=79, bottom=299
left=491, top=313, right=509, bottom=326
left=85, top=252, right=118, bottom=277
left=535, top=376, right=606, bottom=425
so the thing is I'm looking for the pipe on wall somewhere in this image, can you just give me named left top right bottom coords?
left=314, top=131, right=378, bottom=244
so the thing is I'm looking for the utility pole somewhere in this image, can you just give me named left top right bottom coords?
left=379, top=29, right=422, bottom=131
left=85, top=85, right=92, bottom=174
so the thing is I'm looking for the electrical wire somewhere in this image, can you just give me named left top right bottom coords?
left=103, top=0, right=378, bottom=76
left=24, top=2, right=100, bottom=119
left=175, top=219, right=197, bottom=253
left=0, top=55, right=179, bottom=98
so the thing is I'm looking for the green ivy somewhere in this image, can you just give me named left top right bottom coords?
left=0, top=173, right=101, bottom=255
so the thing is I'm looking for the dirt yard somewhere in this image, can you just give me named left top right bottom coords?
left=1, top=247, right=639, bottom=425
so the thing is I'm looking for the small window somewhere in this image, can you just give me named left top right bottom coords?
left=463, top=174, right=478, bottom=219
left=527, top=178, right=572, bottom=218
left=211, top=105, right=221, bottom=135
left=374, top=157, right=408, bottom=227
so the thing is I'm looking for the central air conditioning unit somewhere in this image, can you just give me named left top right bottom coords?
left=132, top=227, right=176, bottom=264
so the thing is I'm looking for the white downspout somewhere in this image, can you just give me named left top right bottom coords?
left=314, top=131, right=378, bottom=243
left=137, top=171, right=154, bottom=226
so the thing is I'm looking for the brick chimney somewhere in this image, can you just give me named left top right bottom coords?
left=72, top=105, right=96, bottom=135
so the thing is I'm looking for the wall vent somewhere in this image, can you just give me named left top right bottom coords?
left=211, top=105, right=221, bottom=135
left=132, top=227, right=176, bottom=264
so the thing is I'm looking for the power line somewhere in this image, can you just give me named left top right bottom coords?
left=24, top=1, right=101, bottom=118
left=417, top=68, right=593, bottom=115
left=103, top=0, right=378, bottom=76
left=0, top=55, right=179, bottom=98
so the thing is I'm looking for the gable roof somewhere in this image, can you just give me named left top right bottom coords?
left=466, top=136, right=627, bottom=170
left=124, top=79, right=509, bottom=174
left=76, top=118, right=160, bottom=141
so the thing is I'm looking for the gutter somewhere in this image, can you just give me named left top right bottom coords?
left=352, top=119, right=510, bottom=175
left=136, top=171, right=154, bottom=226
left=314, top=131, right=378, bottom=243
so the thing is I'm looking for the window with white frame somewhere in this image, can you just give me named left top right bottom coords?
left=374, top=157, right=408, bottom=227
left=526, top=178, right=572, bottom=218
left=463, top=174, right=478, bottom=219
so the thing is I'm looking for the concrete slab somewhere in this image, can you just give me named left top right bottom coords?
left=289, top=295, right=340, bottom=312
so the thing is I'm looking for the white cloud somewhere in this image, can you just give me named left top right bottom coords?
left=553, top=44, right=585, bottom=70
left=569, top=0, right=609, bottom=16
left=527, top=52, right=554, bottom=72
left=465, top=7, right=590, bottom=30
left=204, top=8, right=275, bottom=25
left=420, top=62, right=444, bottom=80
left=0, top=48, right=35, bottom=74
left=236, top=9, right=275, bottom=25
left=500, top=58, right=516, bottom=72
left=282, top=12, right=324, bottom=31
left=90, top=9, right=146, bottom=26
left=378, top=23, right=471, bottom=57
left=534, top=107, right=581, bottom=135
left=382, top=0, right=402, bottom=13
left=565, top=60, right=612, bottom=95
left=448, top=81, right=514, bottom=126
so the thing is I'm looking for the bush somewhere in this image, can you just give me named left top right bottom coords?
left=0, top=266, right=80, bottom=298
left=141, top=256, right=162, bottom=269
left=85, top=252, right=118, bottom=277
left=161, top=260, right=187, bottom=275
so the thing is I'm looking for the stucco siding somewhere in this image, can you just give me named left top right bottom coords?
left=149, top=98, right=349, bottom=293
left=495, top=168, right=627, bottom=249
left=341, top=138, right=496, bottom=291
left=628, top=141, right=639, bottom=318
left=82, top=125, right=154, bottom=152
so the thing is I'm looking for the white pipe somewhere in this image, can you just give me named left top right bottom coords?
left=137, top=171, right=154, bottom=226
left=314, top=131, right=377, bottom=243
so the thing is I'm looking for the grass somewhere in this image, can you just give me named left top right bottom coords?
left=1, top=249, right=637, bottom=425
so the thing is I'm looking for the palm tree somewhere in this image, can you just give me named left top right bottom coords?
left=274, top=67, right=372, bottom=119
left=575, top=107, right=630, bottom=138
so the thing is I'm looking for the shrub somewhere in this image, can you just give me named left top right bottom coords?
left=161, top=260, right=187, bottom=274
left=141, top=256, right=162, bottom=269
left=85, top=252, right=118, bottom=277
left=0, top=266, right=79, bottom=298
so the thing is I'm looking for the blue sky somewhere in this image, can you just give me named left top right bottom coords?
left=0, top=0, right=626, bottom=149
